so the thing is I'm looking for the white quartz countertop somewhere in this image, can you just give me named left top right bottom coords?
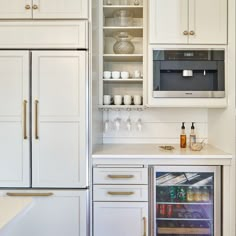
left=93, top=144, right=232, bottom=159
left=0, top=197, right=32, bottom=230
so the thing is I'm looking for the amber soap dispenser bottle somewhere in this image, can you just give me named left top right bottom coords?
left=180, top=122, right=187, bottom=148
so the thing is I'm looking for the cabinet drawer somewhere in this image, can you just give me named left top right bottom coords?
left=93, top=185, right=148, bottom=202
left=0, top=190, right=87, bottom=236
left=0, top=21, right=88, bottom=49
left=93, top=168, right=148, bottom=185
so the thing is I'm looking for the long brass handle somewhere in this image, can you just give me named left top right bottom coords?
left=7, top=192, right=53, bottom=197
left=35, top=100, right=39, bottom=140
left=143, top=217, right=147, bottom=236
left=25, top=4, right=31, bottom=10
left=32, top=4, right=38, bottom=10
left=189, top=30, right=195, bottom=36
left=107, top=191, right=134, bottom=196
left=107, top=175, right=134, bottom=179
left=23, top=100, right=27, bottom=139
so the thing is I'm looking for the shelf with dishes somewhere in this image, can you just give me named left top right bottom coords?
left=103, top=6, right=143, bottom=27
left=103, top=78, right=143, bottom=82
left=98, top=104, right=146, bottom=111
left=100, top=0, right=146, bottom=108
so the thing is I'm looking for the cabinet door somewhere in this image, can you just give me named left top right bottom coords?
left=0, top=51, right=30, bottom=187
left=149, top=0, right=188, bottom=44
left=32, top=0, right=88, bottom=19
left=0, top=0, right=32, bottom=19
left=0, top=190, right=88, bottom=236
left=32, top=51, right=87, bottom=188
left=188, top=0, right=227, bottom=44
left=94, top=202, right=148, bottom=236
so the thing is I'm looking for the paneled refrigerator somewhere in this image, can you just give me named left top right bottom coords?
left=0, top=50, right=88, bottom=236
left=149, top=166, right=221, bottom=236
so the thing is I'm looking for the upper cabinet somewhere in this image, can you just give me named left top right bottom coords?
left=0, top=0, right=88, bottom=19
left=149, top=0, right=227, bottom=44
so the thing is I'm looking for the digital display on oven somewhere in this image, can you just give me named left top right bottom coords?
left=184, top=52, right=194, bottom=57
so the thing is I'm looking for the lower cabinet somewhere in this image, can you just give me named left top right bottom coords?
left=0, top=190, right=88, bottom=236
left=94, top=202, right=148, bottom=236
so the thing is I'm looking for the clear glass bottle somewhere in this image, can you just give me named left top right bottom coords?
left=189, top=122, right=196, bottom=148
left=194, top=186, right=202, bottom=202
left=201, top=186, right=210, bottom=202
left=186, top=187, right=194, bottom=202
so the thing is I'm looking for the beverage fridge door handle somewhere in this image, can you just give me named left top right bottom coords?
left=143, top=217, right=147, bottom=236
left=149, top=167, right=155, bottom=236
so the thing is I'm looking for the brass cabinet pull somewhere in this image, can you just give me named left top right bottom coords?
left=183, top=30, right=189, bottom=36
left=23, top=100, right=27, bottom=139
left=32, top=4, right=38, bottom=10
left=107, top=191, right=134, bottom=196
left=189, top=30, right=195, bottom=36
left=143, top=217, right=147, bottom=236
left=25, top=4, right=31, bottom=10
left=35, top=100, right=39, bottom=140
left=107, top=175, right=134, bottom=179
left=7, top=192, right=53, bottom=197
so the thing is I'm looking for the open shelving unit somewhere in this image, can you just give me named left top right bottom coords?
left=99, top=0, right=147, bottom=110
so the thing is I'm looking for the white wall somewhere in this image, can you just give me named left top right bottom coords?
left=103, top=108, right=208, bottom=144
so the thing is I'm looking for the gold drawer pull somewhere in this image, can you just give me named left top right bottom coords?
left=107, top=191, right=134, bottom=196
left=107, top=175, right=134, bottom=179
left=183, top=30, right=189, bottom=35
left=25, top=4, right=31, bottom=10
left=32, top=4, right=38, bottom=10
left=189, top=30, right=195, bottom=36
left=143, top=217, right=147, bottom=236
left=7, top=192, right=53, bottom=197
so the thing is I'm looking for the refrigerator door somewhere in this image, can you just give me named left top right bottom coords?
left=150, top=166, right=221, bottom=236
left=31, top=51, right=88, bottom=188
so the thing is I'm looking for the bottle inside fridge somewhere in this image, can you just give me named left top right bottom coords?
left=150, top=166, right=221, bottom=236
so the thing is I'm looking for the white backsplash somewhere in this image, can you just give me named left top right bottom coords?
left=103, top=108, right=208, bottom=144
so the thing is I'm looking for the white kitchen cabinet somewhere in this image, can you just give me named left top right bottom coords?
left=0, top=21, right=88, bottom=49
left=0, top=51, right=30, bottom=187
left=188, top=0, right=227, bottom=44
left=94, top=202, right=148, bottom=236
left=0, top=0, right=88, bottom=19
left=31, top=51, right=87, bottom=188
left=149, top=0, right=188, bottom=44
left=149, top=0, right=227, bottom=44
left=0, top=190, right=88, bottom=236
left=0, top=0, right=32, bottom=19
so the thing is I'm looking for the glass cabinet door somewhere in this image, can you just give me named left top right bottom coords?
left=152, top=166, right=221, bottom=236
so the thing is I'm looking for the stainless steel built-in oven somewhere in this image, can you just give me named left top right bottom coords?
left=153, top=49, right=225, bottom=98
left=149, top=166, right=221, bottom=236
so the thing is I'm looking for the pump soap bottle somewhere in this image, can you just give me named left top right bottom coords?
left=189, top=122, right=197, bottom=147
left=180, top=122, right=187, bottom=148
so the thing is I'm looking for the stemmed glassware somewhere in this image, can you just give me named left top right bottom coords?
left=104, top=110, right=110, bottom=133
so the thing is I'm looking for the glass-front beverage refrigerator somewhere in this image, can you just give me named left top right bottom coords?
left=149, top=166, right=221, bottom=236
